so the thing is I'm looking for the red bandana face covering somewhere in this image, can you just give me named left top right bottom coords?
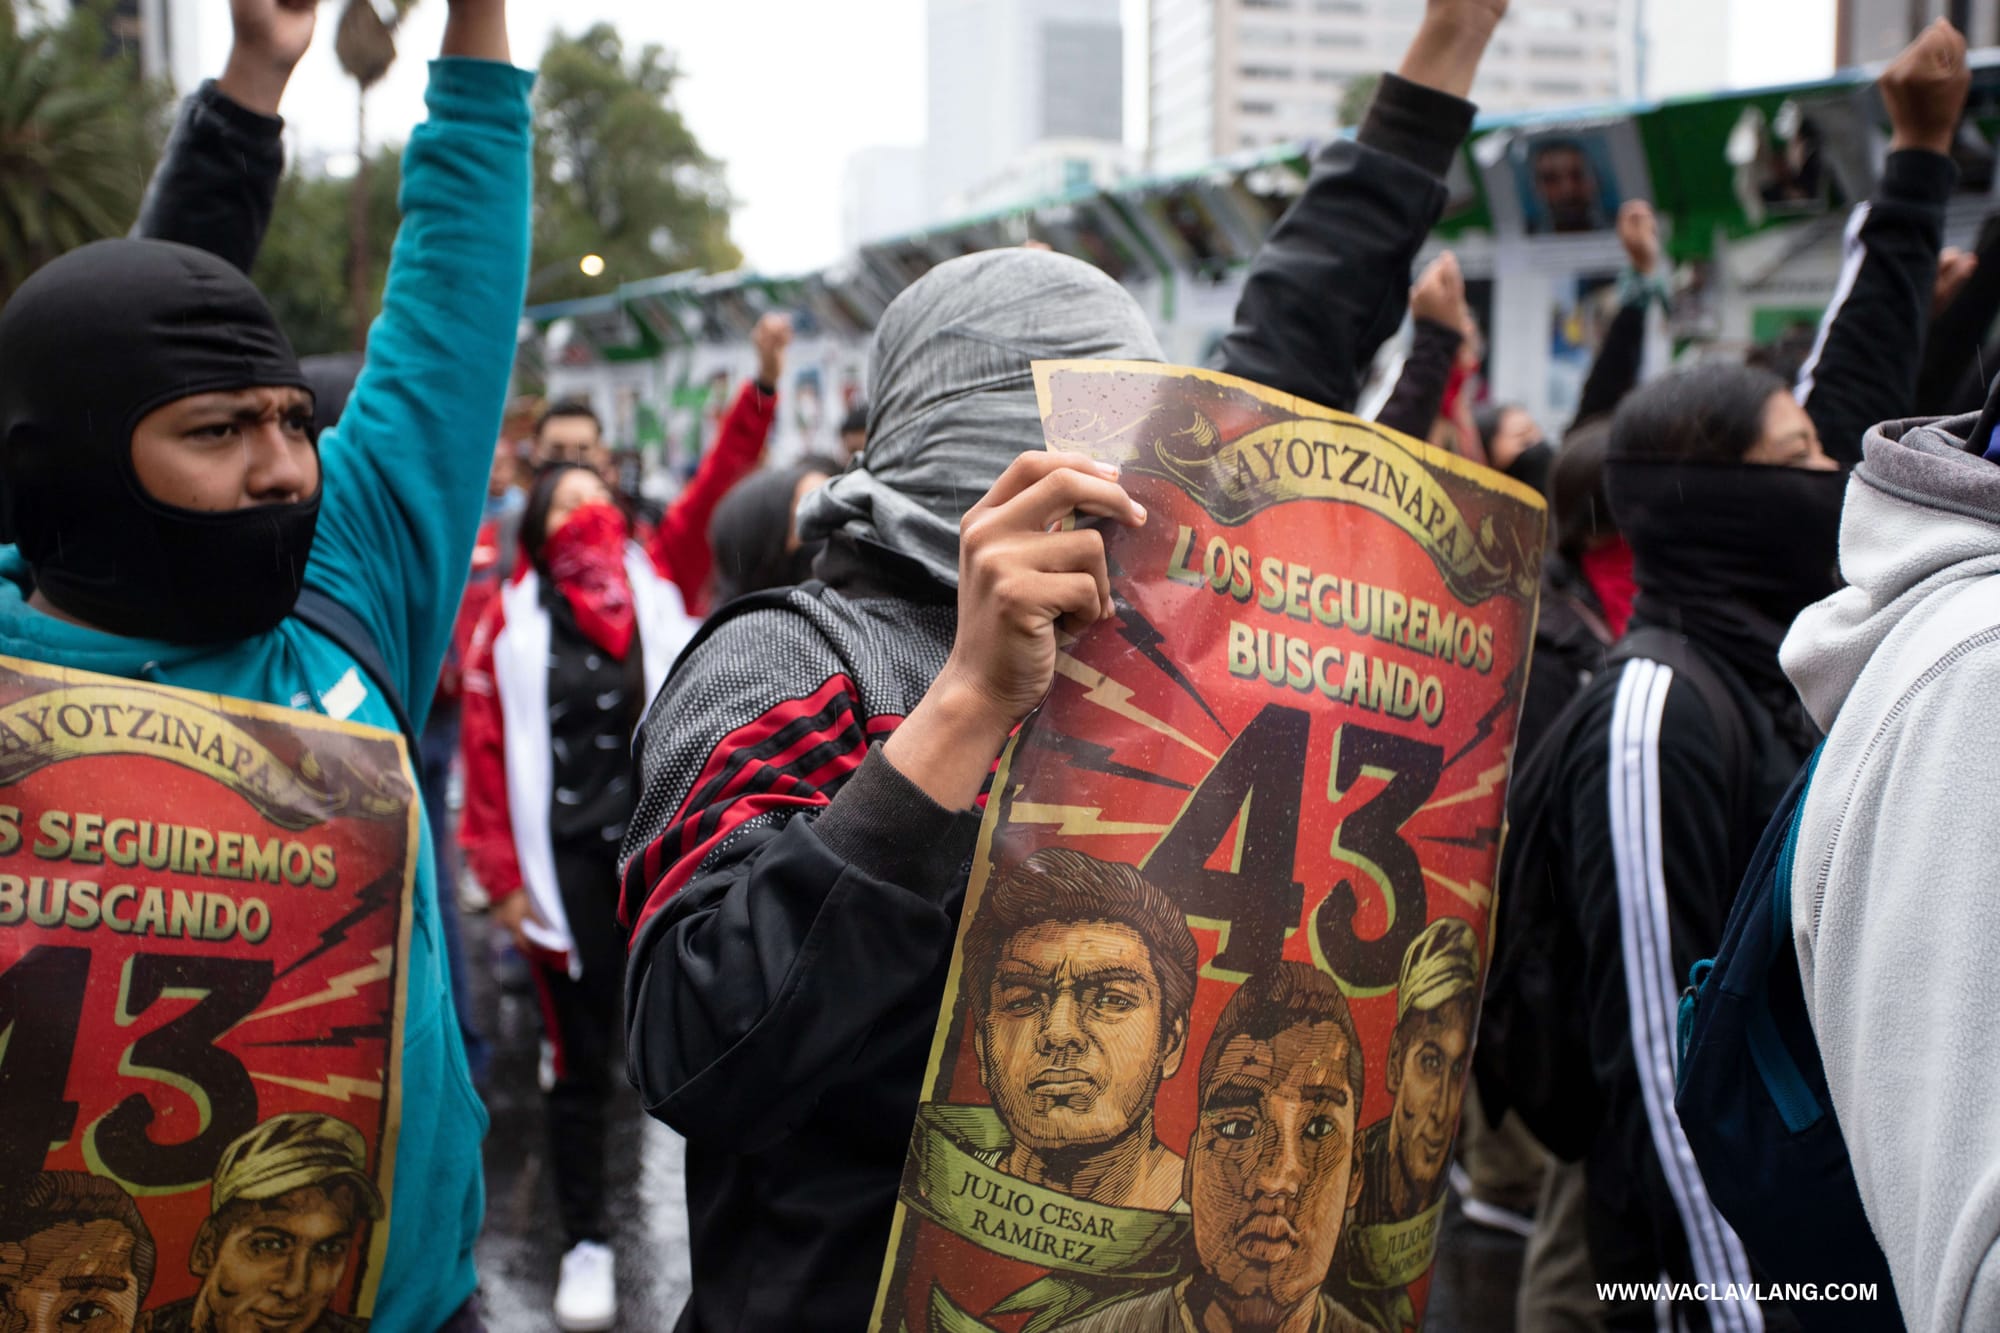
left=543, top=502, right=635, bottom=659
left=1581, top=535, right=1637, bottom=640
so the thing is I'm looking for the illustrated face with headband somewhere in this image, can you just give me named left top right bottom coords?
left=0, top=240, right=321, bottom=643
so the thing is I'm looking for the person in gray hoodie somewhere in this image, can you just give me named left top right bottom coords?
left=1781, top=411, right=2000, bottom=1332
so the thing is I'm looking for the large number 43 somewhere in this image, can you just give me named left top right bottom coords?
left=0, top=947, right=271, bottom=1188
left=1140, top=702, right=1443, bottom=991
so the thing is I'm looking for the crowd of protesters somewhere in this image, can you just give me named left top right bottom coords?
left=8, top=0, right=2000, bottom=1331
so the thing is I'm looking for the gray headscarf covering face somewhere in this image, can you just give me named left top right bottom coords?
left=797, top=248, right=1162, bottom=587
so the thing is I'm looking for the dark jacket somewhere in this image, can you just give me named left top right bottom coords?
left=618, top=72, right=1478, bottom=1333
left=132, top=80, right=284, bottom=272
left=1499, top=149, right=1953, bottom=1332
left=1215, top=74, right=1472, bottom=414
left=1375, top=315, right=1462, bottom=441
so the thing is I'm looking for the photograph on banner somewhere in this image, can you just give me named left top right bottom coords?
left=1548, top=273, right=1621, bottom=427
left=0, top=656, right=420, bottom=1331
left=867, top=362, right=1546, bottom=1333
left=1485, top=120, right=1649, bottom=237
left=1858, top=59, right=2000, bottom=199
left=1727, top=92, right=1866, bottom=227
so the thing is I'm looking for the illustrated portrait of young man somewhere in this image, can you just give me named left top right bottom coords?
left=960, top=847, right=1200, bottom=1210
left=0, top=1171, right=156, bottom=1333
left=1328, top=916, right=1480, bottom=1329
left=144, top=1114, right=383, bottom=1333
left=1054, top=961, right=1374, bottom=1333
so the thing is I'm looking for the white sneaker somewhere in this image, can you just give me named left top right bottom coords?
left=554, top=1240, right=617, bottom=1332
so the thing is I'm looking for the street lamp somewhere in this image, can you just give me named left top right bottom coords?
left=579, top=253, right=606, bottom=278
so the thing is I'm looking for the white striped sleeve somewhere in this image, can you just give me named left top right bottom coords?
left=1608, top=660, right=1764, bottom=1333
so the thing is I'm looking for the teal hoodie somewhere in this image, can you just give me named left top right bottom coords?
left=0, top=57, right=534, bottom=1331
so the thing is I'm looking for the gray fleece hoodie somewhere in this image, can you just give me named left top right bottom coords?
left=1781, top=416, right=2000, bottom=1333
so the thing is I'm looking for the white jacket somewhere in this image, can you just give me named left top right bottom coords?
left=1782, top=415, right=2000, bottom=1332
left=463, top=544, right=698, bottom=972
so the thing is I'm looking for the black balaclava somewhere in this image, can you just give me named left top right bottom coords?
left=0, top=239, right=317, bottom=643
left=1605, top=456, right=1845, bottom=715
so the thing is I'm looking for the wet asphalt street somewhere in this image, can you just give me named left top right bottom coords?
left=458, top=902, right=1525, bottom=1332
left=465, top=908, right=693, bottom=1332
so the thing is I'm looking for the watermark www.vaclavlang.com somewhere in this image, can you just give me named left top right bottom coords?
left=1597, top=1283, right=1880, bottom=1304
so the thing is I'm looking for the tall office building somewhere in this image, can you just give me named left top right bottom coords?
left=1149, top=0, right=1636, bottom=173
left=843, top=146, right=931, bottom=250
left=927, top=0, right=1125, bottom=219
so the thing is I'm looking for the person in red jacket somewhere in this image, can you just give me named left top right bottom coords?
left=452, top=312, right=788, bottom=669
left=457, top=462, right=704, bottom=1330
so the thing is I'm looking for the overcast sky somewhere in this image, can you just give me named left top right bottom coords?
left=191, top=0, right=1838, bottom=276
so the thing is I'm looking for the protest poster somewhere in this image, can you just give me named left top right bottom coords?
left=0, top=656, right=418, bottom=1331
left=870, top=361, right=1546, bottom=1333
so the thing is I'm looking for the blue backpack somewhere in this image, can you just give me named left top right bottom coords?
left=1673, top=744, right=1903, bottom=1329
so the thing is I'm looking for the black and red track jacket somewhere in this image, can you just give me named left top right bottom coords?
left=617, top=72, right=1478, bottom=1333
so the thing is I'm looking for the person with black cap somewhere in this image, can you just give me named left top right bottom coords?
left=0, top=2, right=530, bottom=1329
left=1476, top=24, right=1969, bottom=1330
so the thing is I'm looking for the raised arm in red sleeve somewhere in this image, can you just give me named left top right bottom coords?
left=457, top=598, right=525, bottom=906
left=648, top=380, right=775, bottom=616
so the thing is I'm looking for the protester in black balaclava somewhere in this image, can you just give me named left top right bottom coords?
left=1604, top=362, right=1844, bottom=750
left=0, top=239, right=318, bottom=643
left=1498, top=357, right=1914, bottom=1333
left=0, top=6, right=534, bottom=1325
left=706, top=456, right=840, bottom=606
left=1479, top=25, right=1969, bottom=1327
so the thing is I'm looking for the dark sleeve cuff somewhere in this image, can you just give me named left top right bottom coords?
left=190, top=78, right=285, bottom=141
left=1413, top=316, right=1465, bottom=358
left=809, top=745, right=982, bottom=901
left=1357, top=72, right=1476, bottom=180
left=1878, top=148, right=1959, bottom=208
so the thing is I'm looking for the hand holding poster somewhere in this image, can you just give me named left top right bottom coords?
left=0, top=658, right=418, bottom=1333
left=870, top=362, right=1545, bottom=1333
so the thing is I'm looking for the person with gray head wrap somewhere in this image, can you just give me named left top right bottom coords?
left=796, top=247, right=1162, bottom=586
left=620, top=6, right=1520, bottom=1328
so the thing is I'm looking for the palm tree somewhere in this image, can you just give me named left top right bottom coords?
left=333, top=0, right=417, bottom=349
left=0, top=1, right=166, bottom=302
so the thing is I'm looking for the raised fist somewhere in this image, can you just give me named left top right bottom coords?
left=1882, top=19, right=1970, bottom=157
left=1410, top=252, right=1468, bottom=330
left=752, top=313, right=794, bottom=387
left=231, top=0, right=319, bottom=73
left=1617, top=200, right=1660, bottom=275
left=1935, top=246, right=1979, bottom=314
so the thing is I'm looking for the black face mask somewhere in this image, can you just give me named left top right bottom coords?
left=0, top=240, right=317, bottom=643
left=1503, top=441, right=1556, bottom=498
left=1605, top=457, right=1846, bottom=671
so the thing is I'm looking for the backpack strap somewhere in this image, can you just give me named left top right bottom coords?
left=1610, top=627, right=1755, bottom=850
left=292, top=589, right=419, bottom=751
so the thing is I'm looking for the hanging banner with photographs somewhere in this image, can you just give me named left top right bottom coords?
left=0, top=655, right=418, bottom=1331
left=869, top=362, right=1546, bottom=1333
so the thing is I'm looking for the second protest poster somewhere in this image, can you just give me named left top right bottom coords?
left=870, top=361, right=1546, bottom=1333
